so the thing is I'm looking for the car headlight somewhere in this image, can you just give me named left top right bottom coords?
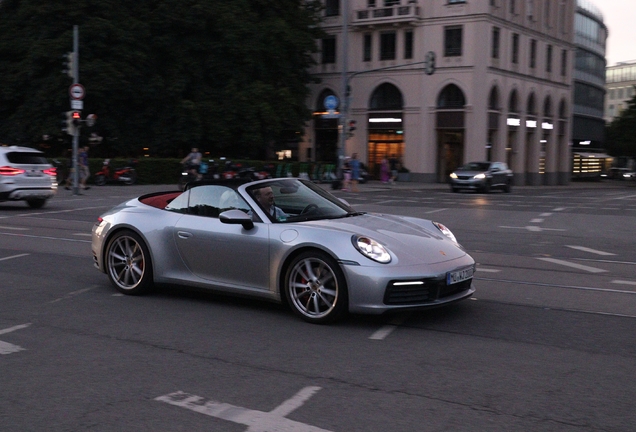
left=352, top=235, right=392, bottom=263
left=432, top=221, right=458, bottom=244
left=474, top=173, right=486, bottom=179
left=449, top=172, right=458, bottom=179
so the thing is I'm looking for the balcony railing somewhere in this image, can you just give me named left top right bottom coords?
left=352, top=4, right=421, bottom=26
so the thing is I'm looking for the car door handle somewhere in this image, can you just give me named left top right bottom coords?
left=177, top=231, right=193, bottom=239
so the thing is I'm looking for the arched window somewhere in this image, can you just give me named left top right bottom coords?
left=508, top=89, right=519, bottom=113
left=369, top=83, right=403, bottom=110
left=526, top=93, right=536, bottom=115
left=543, top=96, right=553, bottom=118
left=488, top=87, right=500, bottom=110
left=437, top=84, right=466, bottom=108
left=559, top=99, right=567, bottom=119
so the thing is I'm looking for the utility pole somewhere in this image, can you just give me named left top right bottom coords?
left=71, top=25, right=81, bottom=195
left=337, top=0, right=349, bottom=177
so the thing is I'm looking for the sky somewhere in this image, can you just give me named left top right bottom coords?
left=593, top=0, right=636, bottom=66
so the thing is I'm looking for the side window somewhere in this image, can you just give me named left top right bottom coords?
left=176, top=186, right=250, bottom=218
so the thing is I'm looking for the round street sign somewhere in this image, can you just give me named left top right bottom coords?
left=324, top=95, right=339, bottom=111
left=69, top=83, right=85, bottom=100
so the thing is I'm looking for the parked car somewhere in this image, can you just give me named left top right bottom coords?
left=92, top=178, right=476, bottom=324
left=449, top=161, right=513, bottom=193
left=0, top=146, right=57, bottom=208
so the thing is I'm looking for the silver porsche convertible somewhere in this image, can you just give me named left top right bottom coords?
left=92, top=178, right=475, bottom=324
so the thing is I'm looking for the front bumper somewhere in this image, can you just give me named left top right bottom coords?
left=342, top=255, right=475, bottom=314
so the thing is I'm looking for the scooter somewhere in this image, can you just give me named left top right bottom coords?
left=94, top=159, right=138, bottom=186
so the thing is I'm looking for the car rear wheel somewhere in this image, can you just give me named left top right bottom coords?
left=285, top=251, right=348, bottom=324
left=504, top=180, right=512, bottom=193
left=105, top=230, right=153, bottom=295
left=26, top=198, right=47, bottom=209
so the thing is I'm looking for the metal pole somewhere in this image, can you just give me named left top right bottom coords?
left=337, top=0, right=349, bottom=177
left=72, top=25, right=80, bottom=195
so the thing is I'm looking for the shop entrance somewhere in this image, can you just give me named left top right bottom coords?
left=437, top=131, right=464, bottom=182
left=367, top=131, right=404, bottom=178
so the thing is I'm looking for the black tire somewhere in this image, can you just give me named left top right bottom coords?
left=482, top=181, right=491, bottom=193
left=451, top=186, right=458, bottom=193
left=123, top=170, right=137, bottom=185
left=94, top=175, right=106, bottom=186
left=105, top=230, right=153, bottom=295
left=26, top=198, right=47, bottom=209
left=284, top=251, right=348, bottom=324
left=504, top=180, right=512, bottom=193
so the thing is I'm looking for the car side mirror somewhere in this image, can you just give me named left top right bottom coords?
left=220, top=209, right=254, bottom=230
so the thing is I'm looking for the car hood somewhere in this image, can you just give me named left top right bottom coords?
left=304, top=213, right=467, bottom=265
left=453, top=169, right=485, bottom=176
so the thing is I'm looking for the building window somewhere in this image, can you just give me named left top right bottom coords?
left=530, top=39, right=537, bottom=68
left=490, top=0, right=497, bottom=5
left=512, top=33, right=519, bottom=64
left=380, top=32, right=396, bottom=61
left=527, top=0, right=534, bottom=19
left=325, top=0, right=340, bottom=17
left=404, top=30, right=413, bottom=59
left=363, top=34, right=372, bottom=62
left=546, top=44, right=553, bottom=72
left=368, top=0, right=376, bottom=7
left=510, top=0, right=516, bottom=14
left=561, top=49, right=567, bottom=76
left=492, top=27, right=500, bottom=59
left=321, top=37, right=336, bottom=64
left=444, top=26, right=463, bottom=57
left=384, top=0, right=399, bottom=5
left=448, top=0, right=466, bottom=3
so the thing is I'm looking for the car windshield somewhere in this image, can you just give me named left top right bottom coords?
left=245, top=178, right=359, bottom=223
left=460, top=162, right=491, bottom=171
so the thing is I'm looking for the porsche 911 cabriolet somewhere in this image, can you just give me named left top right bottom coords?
left=92, top=178, right=475, bottom=324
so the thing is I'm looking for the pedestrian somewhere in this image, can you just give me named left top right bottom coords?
left=342, top=159, right=351, bottom=191
left=350, top=153, right=361, bottom=192
left=389, top=154, right=399, bottom=184
left=79, top=145, right=90, bottom=190
left=64, top=148, right=74, bottom=190
left=380, top=156, right=390, bottom=183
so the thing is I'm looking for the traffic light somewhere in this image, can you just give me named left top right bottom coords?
left=61, top=111, right=80, bottom=135
left=71, top=111, right=81, bottom=126
left=62, top=52, right=74, bottom=78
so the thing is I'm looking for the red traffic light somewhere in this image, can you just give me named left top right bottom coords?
left=72, top=111, right=81, bottom=119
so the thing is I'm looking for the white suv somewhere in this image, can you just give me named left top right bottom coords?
left=0, top=146, right=57, bottom=208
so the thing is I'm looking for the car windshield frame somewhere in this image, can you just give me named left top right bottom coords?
left=244, top=178, right=357, bottom=223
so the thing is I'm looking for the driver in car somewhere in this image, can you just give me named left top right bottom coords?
left=252, top=186, right=287, bottom=221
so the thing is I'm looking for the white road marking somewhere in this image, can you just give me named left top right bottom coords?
left=537, top=257, right=607, bottom=273
left=500, top=226, right=566, bottom=232
left=369, top=313, right=410, bottom=340
left=530, top=218, right=544, bottom=223
left=0, top=232, right=90, bottom=243
left=156, top=387, right=332, bottom=432
left=0, top=253, right=30, bottom=262
left=50, top=287, right=95, bottom=303
left=0, top=323, right=30, bottom=355
left=540, top=213, right=552, bottom=217
left=566, top=245, right=616, bottom=256
left=0, top=226, right=29, bottom=231
left=476, top=267, right=501, bottom=273
left=73, top=233, right=92, bottom=237
left=552, top=207, right=566, bottom=211
left=612, top=280, right=636, bottom=286
left=425, top=208, right=448, bottom=214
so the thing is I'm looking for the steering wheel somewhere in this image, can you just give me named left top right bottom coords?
left=301, top=204, right=319, bottom=215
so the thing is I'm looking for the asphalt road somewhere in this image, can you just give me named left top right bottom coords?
left=1, top=181, right=635, bottom=431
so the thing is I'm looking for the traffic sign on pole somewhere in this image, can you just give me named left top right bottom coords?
left=69, top=83, right=85, bottom=100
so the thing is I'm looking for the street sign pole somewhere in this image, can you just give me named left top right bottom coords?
left=337, top=0, right=349, bottom=181
left=71, top=25, right=81, bottom=195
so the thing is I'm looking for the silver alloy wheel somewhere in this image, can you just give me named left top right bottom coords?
left=107, top=233, right=147, bottom=292
left=287, top=255, right=340, bottom=321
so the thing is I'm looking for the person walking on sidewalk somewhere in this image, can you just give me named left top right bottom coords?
left=78, top=146, right=91, bottom=190
left=350, top=153, right=361, bottom=192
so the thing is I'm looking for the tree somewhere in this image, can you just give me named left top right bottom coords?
left=0, top=0, right=324, bottom=158
left=605, top=88, right=636, bottom=159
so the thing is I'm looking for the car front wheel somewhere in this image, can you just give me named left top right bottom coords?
left=105, top=230, right=153, bottom=295
left=26, top=198, right=47, bottom=209
left=285, top=251, right=348, bottom=324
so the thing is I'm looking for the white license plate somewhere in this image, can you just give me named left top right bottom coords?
left=446, top=266, right=474, bottom=285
